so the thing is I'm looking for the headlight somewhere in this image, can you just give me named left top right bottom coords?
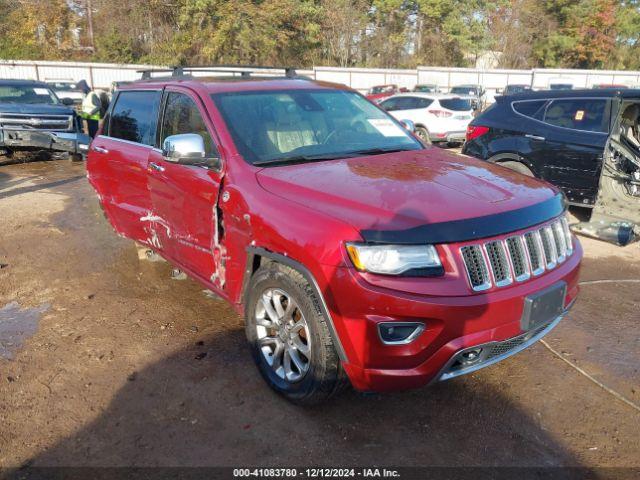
left=346, top=243, right=443, bottom=276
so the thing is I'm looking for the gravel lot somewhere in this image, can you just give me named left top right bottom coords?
left=0, top=159, right=638, bottom=470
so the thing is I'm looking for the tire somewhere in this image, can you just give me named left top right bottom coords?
left=244, top=262, right=348, bottom=405
left=498, top=160, right=534, bottom=177
left=414, top=126, right=432, bottom=145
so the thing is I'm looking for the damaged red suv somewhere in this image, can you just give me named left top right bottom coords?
left=87, top=69, right=582, bottom=404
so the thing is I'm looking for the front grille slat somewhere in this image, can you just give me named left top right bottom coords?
left=540, top=226, right=558, bottom=269
left=484, top=240, right=512, bottom=287
left=460, top=216, right=573, bottom=291
left=460, top=245, right=491, bottom=291
left=552, top=220, right=567, bottom=263
left=524, top=230, right=545, bottom=276
left=506, top=236, right=530, bottom=282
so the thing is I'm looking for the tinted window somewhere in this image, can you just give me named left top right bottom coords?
left=439, top=98, right=472, bottom=111
left=161, top=92, right=216, bottom=156
left=381, top=97, right=431, bottom=111
left=109, top=91, right=161, bottom=145
left=513, top=100, right=547, bottom=119
left=543, top=98, right=608, bottom=132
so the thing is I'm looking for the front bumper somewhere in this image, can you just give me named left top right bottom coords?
left=321, top=238, right=582, bottom=392
left=0, top=129, right=91, bottom=155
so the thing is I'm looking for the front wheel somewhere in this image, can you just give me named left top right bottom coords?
left=244, top=262, right=347, bottom=405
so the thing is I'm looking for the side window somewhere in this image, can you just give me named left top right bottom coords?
left=543, top=98, right=608, bottom=133
left=161, top=92, right=217, bottom=157
left=416, top=98, right=434, bottom=108
left=512, top=100, right=547, bottom=120
left=109, top=91, right=161, bottom=145
left=380, top=98, right=399, bottom=111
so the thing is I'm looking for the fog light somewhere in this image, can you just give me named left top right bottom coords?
left=378, top=322, right=424, bottom=345
left=460, top=348, right=483, bottom=365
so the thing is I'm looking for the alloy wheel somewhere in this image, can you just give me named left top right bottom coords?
left=255, top=288, right=311, bottom=383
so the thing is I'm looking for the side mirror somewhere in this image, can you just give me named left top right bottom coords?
left=400, top=119, right=416, bottom=132
left=61, top=98, right=75, bottom=106
left=162, top=133, right=219, bottom=169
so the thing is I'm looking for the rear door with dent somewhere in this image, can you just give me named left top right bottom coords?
left=87, top=89, right=162, bottom=241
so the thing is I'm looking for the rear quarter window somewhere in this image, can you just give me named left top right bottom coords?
left=512, top=100, right=547, bottom=119
left=542, top=98, right=609, bottom=133
left=439, top=98, right=472, bottom=111
left=108, top=90, right=162, bottom=145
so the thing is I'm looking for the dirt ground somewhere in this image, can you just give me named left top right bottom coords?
left=0, top=159, right=639, bottom=471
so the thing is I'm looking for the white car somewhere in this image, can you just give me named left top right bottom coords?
left=45, top=80, right=85, bottom=105
left=380, top=93, right=474, bottom=144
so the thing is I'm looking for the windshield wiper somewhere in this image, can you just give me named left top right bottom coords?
left=348, top=147, right=418, bottom=156
left=253, top=153, right=347, bottom=166
left=253, top=147, right=418, bottom=167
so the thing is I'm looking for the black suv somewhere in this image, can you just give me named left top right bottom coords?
left=463, top=89, right=640, bottom=244
left=0, top=79, right=90, bottom=161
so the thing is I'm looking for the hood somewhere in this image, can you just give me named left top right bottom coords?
left=256, top=148, right=561, bottom=241
left=0, top=103, right=75, bottom=116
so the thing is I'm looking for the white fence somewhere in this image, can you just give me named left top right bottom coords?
left=4, top=59, right=640, bottom=96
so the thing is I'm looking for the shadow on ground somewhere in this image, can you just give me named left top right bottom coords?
left=15, top=326, right=589, bottom=470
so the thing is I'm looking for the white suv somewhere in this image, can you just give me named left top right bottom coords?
left=380, top=93, right=474, bottom=145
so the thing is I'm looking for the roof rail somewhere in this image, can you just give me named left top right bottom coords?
left=137, top=65, right=298, bottom=80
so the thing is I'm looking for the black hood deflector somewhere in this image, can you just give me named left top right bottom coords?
left=361, top=194, right=566, bottom=244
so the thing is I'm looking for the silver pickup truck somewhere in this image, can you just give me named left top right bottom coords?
left=0, top=79, right=91, bottom=162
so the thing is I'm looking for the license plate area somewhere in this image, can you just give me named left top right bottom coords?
left=521, top=281, right=567, bottom=331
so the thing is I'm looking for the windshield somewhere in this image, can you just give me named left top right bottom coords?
left=212, top=89, right=422, bottom=165
left=47, top=82, right=76, bottom=91
left=415, top=85, right=436, bottom=92
left=505, top=85, right=530, bottom=94
left=0, top=85, right=59, bottom=104
left=451, top=86, right=478, bottom=96
left=370, top=86, right=394, bottom=94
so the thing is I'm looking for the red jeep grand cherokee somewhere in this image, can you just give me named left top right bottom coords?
left=87, top=71, right=582, bottom=404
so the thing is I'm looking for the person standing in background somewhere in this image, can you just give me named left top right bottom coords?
left=81, top=88, right=104, bottom=138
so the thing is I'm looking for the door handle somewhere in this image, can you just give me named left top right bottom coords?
left=149, top=162, right=165, bottom=172
left=525, top=134, right=545, bottom=141
left=92, top=145, right=109, bottom=154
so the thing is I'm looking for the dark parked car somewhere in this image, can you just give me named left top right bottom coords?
left=0, top=79, right=90, bottom=161
left=463, top=88, right=640, bottom=244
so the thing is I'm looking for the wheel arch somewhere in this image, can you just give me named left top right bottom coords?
left=488, top=152, right=537, bottom=174
left=241, top=246, right=348, bottom=362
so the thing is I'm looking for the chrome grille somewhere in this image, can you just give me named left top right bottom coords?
left=0, top=113, right=73, bottom=131
left=485, top=240, right=512, bottom=286
left=540, top=226, right=557, bottom=269
left=460, top=245, right=491, bottom=291
left=506, top=236, right=530, bottom=282
left=552, top=221, right=567, bottom=263
left=524, top=231, right=545, bottom=276
left=461, top=217, right=574, bottom=291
